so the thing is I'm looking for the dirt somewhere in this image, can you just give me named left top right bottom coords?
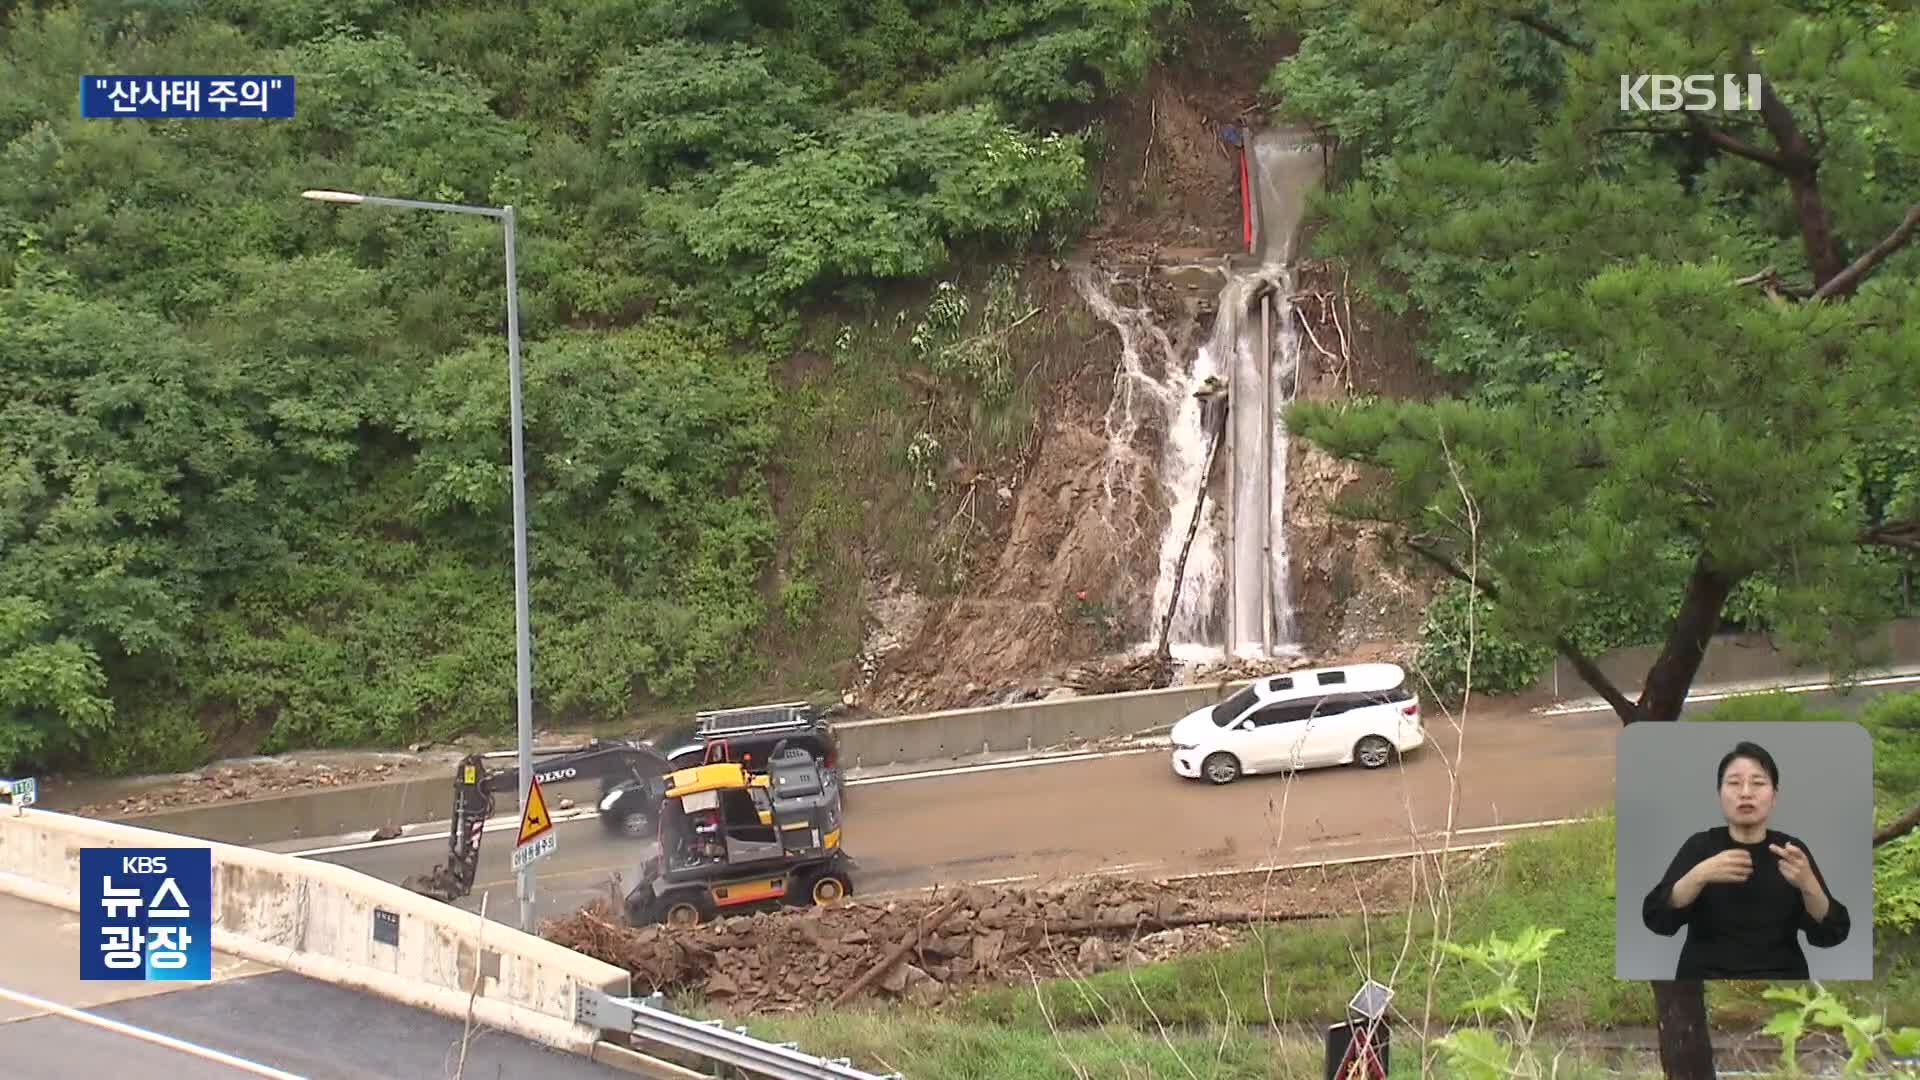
left=854, top=206, right=1444, bottom=712
left=41, top=730, right=599, bottom=819
left=1280, top=258, right=1452, bottom=656
left=41, top=751, right=458, bottom=818
left=544, top=862, right=1426, bottom=1012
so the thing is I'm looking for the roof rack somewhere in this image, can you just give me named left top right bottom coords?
left=695, top=701, right=818, bottom=738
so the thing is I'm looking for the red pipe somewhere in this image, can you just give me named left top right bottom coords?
left=1239, top=149, right=1252, bottom=252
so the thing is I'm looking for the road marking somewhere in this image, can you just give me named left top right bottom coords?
left=1537, top=670, right=1920, bottom=717
left=847, top=745, right=1164, bottom=786
left=0, top=983, right=306, bottom=1078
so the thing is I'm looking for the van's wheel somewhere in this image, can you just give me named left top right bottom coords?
left=1354, top=736, right=1394, bottom=769
left=1201, top=752, right=1241, bottom=785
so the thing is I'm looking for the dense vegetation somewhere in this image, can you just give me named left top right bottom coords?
left=0, top=0, right=1185, bottom=772
left=1258, top=0, right=1920, bottom=696
left=1267, top=2, right=1919, bottom=1068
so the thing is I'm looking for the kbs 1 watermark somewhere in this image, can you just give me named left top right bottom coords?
left=1619, top=74, right=1764, bottom=113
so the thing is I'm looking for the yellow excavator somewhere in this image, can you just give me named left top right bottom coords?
left=624, top=743, right=855, bottom=927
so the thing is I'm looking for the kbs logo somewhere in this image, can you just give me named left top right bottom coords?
left=1619, top=74, right=1763, bottom=112
left=80, top=847, right=212, bottom=982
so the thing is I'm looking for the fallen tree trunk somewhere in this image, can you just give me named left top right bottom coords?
left=1876, top=800, right=1920, bottom=847
left=831, top=894, right=967, bottom=1007
left=1041, top=909, right=1342, bottom=935
left=1156, top=402, right=1229, bottom=663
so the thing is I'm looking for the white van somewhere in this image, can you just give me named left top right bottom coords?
left=1168, top=662, right=1424, bottom=784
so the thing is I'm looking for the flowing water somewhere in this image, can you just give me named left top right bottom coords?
left=1080, top=128, right=1323, bottom=660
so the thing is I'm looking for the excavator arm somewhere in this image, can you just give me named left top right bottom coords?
left=404, top=739, right=670, bottom=903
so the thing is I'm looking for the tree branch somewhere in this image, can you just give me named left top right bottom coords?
left=1812, top=204, right=1920, bottom=301
left=1859, top=518, right=1920, bottom=553
left=1687, top=114, right=1789, bottom=171
left=1403, top=536, right=1640, bottom=719
left=1506, top=12, right=1589, bottom=53
left=1876, top=801, right=1920, bottom=848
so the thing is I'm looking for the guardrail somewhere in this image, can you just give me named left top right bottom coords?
left=580, top=989, right=896, bottom=1080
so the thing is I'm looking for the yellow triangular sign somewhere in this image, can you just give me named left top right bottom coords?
left=517, top=776, right=554, bottom=846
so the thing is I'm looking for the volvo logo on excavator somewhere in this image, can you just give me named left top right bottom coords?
left=536, top=766, right=578, bottom=783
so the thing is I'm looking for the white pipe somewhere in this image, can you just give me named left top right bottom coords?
left=1225, top=348, right=1237, bottom=655
left=1262, top=291, right=1274, bottom=657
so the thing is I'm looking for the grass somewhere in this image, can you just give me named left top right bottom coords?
left=741, top=1007, right=1649, bottom=1080
left=745, top=1009, right=1321, bottom=1080
left=730, top=817, right=1918, bottom=1077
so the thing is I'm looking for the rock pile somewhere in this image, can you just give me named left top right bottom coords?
left=544, top=877, right=1336, bottom=1011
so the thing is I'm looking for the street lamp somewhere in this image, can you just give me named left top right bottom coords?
left=301, top=188, right=538, bottom=933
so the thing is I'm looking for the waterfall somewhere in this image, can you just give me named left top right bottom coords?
left=1082, top=127, right=1323, bottom=660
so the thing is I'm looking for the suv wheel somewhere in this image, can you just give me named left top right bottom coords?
left=1201, top=752, right=1241, bottom=785
left=1354, top=735, right=1393, bottom=769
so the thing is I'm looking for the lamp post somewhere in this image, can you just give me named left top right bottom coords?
left=302, top=189, right=537, bottom=933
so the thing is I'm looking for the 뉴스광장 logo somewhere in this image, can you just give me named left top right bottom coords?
left=79, top=847, right=213, bottom=981
left=1619, top=74, right=1763, bottom=113
left=79, top=75, right=295, bottom=118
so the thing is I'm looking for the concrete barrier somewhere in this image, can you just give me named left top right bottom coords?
left=832, top=617, right=1920, bottom=768
left=0, top=807, right=628, bottom=1054
left=833, top=678, right=1257, bottom=768
left=126, top=775, right=454, bottom=846
left=1528, top=618, right=1920, bottom=700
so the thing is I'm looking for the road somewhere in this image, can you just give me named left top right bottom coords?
left=0, top=894, right=625, bottom=1078
left=307, top=682, right=1908, bottom=926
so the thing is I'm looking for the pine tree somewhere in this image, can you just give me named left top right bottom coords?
left=1257, top=2, right=1920, bottom=1076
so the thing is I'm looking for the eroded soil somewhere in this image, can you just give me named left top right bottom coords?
left=545, top=863, right=1430, bottom=1011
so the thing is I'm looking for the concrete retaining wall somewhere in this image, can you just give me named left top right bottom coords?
left=833, top=679, right=1256, bottom=768
left=835, top=618, right=1920, bottom=768
left=1529, top=618, right=1920, bottom=700
left=0, top=807, right=628, bottom=1053
left=132, top=775, right=451, bottom=845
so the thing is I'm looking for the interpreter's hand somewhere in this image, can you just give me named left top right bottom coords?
left=1686, top=848, right=1754, bottom=887
left=1770, top=841, right=1815, bottom=892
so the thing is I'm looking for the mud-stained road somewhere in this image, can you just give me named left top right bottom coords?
left=313, top=704, right=1624, bottom=925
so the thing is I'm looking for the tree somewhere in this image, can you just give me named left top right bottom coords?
left=1265, top=2, right=1920, bottom=1077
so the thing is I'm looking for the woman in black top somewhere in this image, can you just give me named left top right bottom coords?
left=1641, top=741, right=1851, bottom=979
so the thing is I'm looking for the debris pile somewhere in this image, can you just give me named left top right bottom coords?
left=70, top=757, right=444, bottom=818
left=1060, top=653, right=1176, bottom=695
left=544, top=877, right=1346, bottom=1011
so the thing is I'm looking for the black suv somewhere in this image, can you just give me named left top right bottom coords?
left=598, top=701, right=840, bottom=837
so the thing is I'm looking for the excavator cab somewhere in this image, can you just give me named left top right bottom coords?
left=625, top=756, right=853, bottom=928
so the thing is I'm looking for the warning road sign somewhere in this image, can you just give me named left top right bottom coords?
left=516, top=775, right=554, bottom=846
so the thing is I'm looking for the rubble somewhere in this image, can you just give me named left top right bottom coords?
left=543, top=876, right=1347, bottom=1012
left=62, top=755, right=451, bottom=818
